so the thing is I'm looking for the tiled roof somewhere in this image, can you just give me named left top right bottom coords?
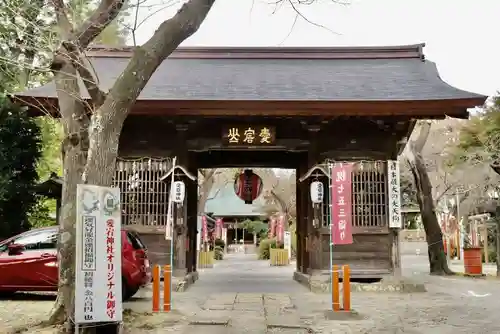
left=15, top=44, right=486, bottom=102
left=204, top=184, right=267, bottom=217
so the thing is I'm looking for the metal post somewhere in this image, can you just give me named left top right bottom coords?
left=328, top=163, right=336, bottom=310
left=342, top=265, right=351, bottom=311
left=152, top=265, right=160, bottom=312
left=332, top=264, right=340, bottom=311
left=164, top=265, right=172, bottom=312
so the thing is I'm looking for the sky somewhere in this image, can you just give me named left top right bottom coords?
left=129, top=0, right=499, bottom=97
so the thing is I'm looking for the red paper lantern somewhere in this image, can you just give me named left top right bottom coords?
left=234, top=169, right=263, bottom=204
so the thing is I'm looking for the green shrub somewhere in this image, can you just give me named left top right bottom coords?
left=214, top=238, right=225, bottom=250
left=258, top=238, right=275, bottom=259
left=482, top=248, right=497, bottom=263
left=214, top=246, right=224, bottom=260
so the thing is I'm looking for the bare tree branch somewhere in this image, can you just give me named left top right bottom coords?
left=71, top=0, right=127, bottom=48
left=97, top=0, right=216, bottom=126
left=51, top=0, right=73, bottom=32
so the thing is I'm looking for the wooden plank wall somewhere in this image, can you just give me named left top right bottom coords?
left=318, top=161, right=391, bottom=278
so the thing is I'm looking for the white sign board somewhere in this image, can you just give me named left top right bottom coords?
left=387, top=160, right=402, bottom=228
left=75, top=184, right=122, bottom=324
left=284, top=231, right=292, bottom=259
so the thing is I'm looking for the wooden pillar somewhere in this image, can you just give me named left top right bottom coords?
left=300, top=180, right=309, bottom=273
left=295, top=163, right=303, bottom=273
left=296, top=158, right=309, bottom=274
left=173, top=124, right=189, bottom=278
left=391, top=228, right=402, bottom=276
left=186, top=168, right=198, bottom=273
left=307, top=126, right=322, bottom=274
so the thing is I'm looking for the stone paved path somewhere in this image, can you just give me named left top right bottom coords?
left=121, top=252, right=500, bottom=333
left=4, top=251, right=500, bottom=333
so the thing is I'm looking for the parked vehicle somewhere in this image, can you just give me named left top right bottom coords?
left=0, top=226, right=151, bottom=300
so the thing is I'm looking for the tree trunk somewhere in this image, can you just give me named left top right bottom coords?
left=496, top=219, right=500, bottom=277
left=198, top=169, right=216, bottom=215
left=48, top=63, right=90, bottom=331
left=47, top=1, right=218, bottom=332
left=406, top=121, right=453, bottom=275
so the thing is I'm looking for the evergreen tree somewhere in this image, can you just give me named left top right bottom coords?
left=0, top=97, right=42, bottom=238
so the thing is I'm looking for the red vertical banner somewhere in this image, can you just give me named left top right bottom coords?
left=331, top=163, right=354, bottom=245
left=269, top=217, right=276, bottom=238
left=202, top=215, right=208, bottom=242
left=216, top=218, right=223, bottom=239
left=276, top=215, right=284, bottom=244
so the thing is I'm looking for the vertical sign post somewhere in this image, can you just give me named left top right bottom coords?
left=387, top=160, right=402, bottom=276
left=75, top=185, right=122, bottom=326
left=387, top=160, right=402, bottom=228
left=328, top=163, right=335, bottom=310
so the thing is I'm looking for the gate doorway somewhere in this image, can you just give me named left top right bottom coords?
left=15, top=44, right=485, bottom=292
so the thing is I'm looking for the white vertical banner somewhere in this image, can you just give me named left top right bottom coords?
left=387, top=160, right=402, bottom=228
left=75, top=184, right=122, bottom=324
left=284, top=231, right=292, bottom=259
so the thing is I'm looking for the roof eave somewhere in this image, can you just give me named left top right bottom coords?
left=13, top=96, right=488, bottom=118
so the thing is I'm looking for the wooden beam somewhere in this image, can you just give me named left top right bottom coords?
left=298, top=165, right=330, bottom=182
left=187, top=138, right=309, bottom=151
left=160, top=165, right=197, bottom=182
left=20, top=96, right=480, bottom=118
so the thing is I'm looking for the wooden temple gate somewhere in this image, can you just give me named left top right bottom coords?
left=15, top=44, right=486, bottom=287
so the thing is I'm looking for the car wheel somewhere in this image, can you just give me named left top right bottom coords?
left=122, top=278, right=139, bottom=301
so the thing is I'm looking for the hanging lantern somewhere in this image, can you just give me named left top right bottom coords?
left=234, top=169, right=263, bottom=204
left=310, top=181, right=324, bottom=204
left=173, top=181, right=185, bottom=203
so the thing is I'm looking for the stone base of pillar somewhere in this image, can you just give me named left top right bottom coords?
left=294, top=270, right=427, bottom=294
left=293, top=270, right=332, bottom=293
left=171, top=271, right=199, bottom=292
left=173, top=268, right=187, bottom=278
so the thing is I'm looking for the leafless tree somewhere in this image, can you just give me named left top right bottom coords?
left=404, top=119, right=499, bottom=275
left=198, top=168, right=239, bottom=215
left=257, top=169, right=296, bottom=224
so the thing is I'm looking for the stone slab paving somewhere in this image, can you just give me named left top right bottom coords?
left=5, top=252, right=500, bottom=333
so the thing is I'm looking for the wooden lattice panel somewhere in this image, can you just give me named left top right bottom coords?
left=320, top=161, right=388, bottom=228
left=352, top=161, right=387, bottom=227
left=113, top=158, right=172, bottom=226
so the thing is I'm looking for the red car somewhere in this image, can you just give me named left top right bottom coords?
left=0, top=226, right=151, bottom=300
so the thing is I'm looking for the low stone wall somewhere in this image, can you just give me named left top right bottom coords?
left=400, top=241, right=428, bottom=255
left=400, top=230, right=426, bottom=242
left=293, top=271, right=426, bottom=293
